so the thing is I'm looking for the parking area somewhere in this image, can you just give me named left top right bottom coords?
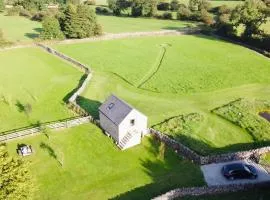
left=201, top=160, right=270, bottom=186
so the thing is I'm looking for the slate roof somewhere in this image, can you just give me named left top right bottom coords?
left=99, top=95, right=133, bottom=125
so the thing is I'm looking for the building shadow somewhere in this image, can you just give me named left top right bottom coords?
left=76, top=96, right=102, bottom=119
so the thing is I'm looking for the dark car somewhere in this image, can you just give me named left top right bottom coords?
left=222, top=163, right=257, bottom=180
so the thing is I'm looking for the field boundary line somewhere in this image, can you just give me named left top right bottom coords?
left=0, top=116, right=94, bottom=142
left=45, top=29, right=200, bottom=45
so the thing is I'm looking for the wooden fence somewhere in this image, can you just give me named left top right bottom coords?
left=0, top=116, right=93, bottom=142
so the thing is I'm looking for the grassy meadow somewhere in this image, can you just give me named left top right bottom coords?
left=54, top=35, right=270, bottom=155
left=0, top=47, right=82, bottom=132
left=97, top=15, right=195, bottom=33
left=0, top=14, right=42, bottom=43
left=6, top=124, right=204, bottom=200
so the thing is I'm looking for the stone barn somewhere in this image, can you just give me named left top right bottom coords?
left=99, top=95, right=148, bottom=150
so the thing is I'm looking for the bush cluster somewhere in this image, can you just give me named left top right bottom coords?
left=212, top=99, right=270, bottom=141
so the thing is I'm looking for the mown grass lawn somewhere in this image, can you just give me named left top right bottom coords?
left=0, top=47, right=82, bottom=132
left=0, top=13, right=42, bottom=43
left=54, top=35, right=270, bottom=94
left=6, top=124, right=205, bottom=200
left=97, top=15, right=195, bottom=33
left=54, top=35, right=270, bottom=155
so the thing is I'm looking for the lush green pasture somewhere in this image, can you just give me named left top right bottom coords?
left=209, top=0, right=241, bottom=7
left=0, top=47, right=82, bottom=132
left=6, top=124, right=204, bottom=199
left=97, top=15, right=195, bottom=33
left=55, top=35, right=270, bottom=94
left=0, top=14, right=41, bottom=43
left=54, top=35, right=270, bottom=155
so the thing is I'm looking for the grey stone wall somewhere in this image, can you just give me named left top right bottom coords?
left=152, top=181, right=270, bottom=200
left=149, top=128, right=270, bottom=165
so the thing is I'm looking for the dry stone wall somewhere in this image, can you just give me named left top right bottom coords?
left=149, top=128, right=270, bottom=165
left=152, top=181, right=270, bottom=200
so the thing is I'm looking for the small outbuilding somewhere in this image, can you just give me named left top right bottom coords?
left=99, top=95, right=148, bottom=150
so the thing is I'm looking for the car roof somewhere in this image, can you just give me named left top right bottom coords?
left=224, top=163, right=245, bottom=170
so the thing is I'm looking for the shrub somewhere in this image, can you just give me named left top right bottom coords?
left=170, top=0, right=180, bottom=11
left=0, top=29, right=12, bottom=47
left=143, top=0, right=158, bottom=17
left=157, top=1, right=170, bottom=11
left=177, top=6, right=192, bottom=20
left=95, top=6, right=110, bottom=14
left=212, top=99, right=270, bottom=141
left=0, top=0, right=4, bottom=12
left=200, top=9, right=214, bottom=25
left=218, top=4, right=231, bottom=14
left=6, top=6, right=21, bottom=16
left=31, top=10, right=47, bottom=21
left=84, top=0, right=96, bottom=5
left=19, top=8, right=32, bottom=18
left=162, top=11, right=172, bottom=19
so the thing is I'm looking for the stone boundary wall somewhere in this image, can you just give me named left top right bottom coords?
left=56, top=29, right=201, bottom=45
left=0, top=116, right=93, bottom=142
left=149, top=128, right=201, bottom=164
left=152, top=181, right=270, bottom=200
left=37, top=43, right=92, bottom=116
left=149, top=128, right=270, bottom=165
left=36, top=43, right=90, bottom=74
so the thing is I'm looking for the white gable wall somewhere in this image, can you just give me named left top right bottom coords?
left=118, top=109, right=148, bottom=142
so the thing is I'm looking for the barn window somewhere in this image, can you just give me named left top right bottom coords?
left=130, top=119, right=135, bottom=126
left=108, top=103, right=114, bottom=110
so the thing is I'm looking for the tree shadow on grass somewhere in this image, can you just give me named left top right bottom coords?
left=76, top=96, right=101, bottom=119
left=40, top=142, right=58, bottom=160
left=15, top=100, right=25, bottom=113
left=110, top=137, right=204, bottom=200
left=24, top=33, right=39, bottom=39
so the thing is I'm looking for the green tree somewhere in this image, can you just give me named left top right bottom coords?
left=60, top=4, right=102, bottom=38
left=170, top=0, right=180, bottom=11
left=143, top=0, right=158, bottom=16
left=0, top=0, right=4, bottom=12
left=40, top=16, right=64, bottom=40
left=230, top=0, right=268, bottom=38
left=107, top=0, right=130, bottom=15
left=131, top=0, right=144, bottom=17
left=0, top=143, right=34, bottom=200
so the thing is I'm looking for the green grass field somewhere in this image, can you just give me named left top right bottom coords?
left=97, top=15, right=195, bottom=33
left=6, top=124, right=204, bottom=199
left=54, top=35, right=270, bottom=155
left=0, top=14, right=42, bottom=43
left=0, top=47, right=82, bottom=132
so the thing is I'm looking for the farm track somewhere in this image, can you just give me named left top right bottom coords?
left=136, top=44, right=169, bottom=88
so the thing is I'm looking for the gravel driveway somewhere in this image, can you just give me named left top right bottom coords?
left=201, top=160, right=270, bottom=186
